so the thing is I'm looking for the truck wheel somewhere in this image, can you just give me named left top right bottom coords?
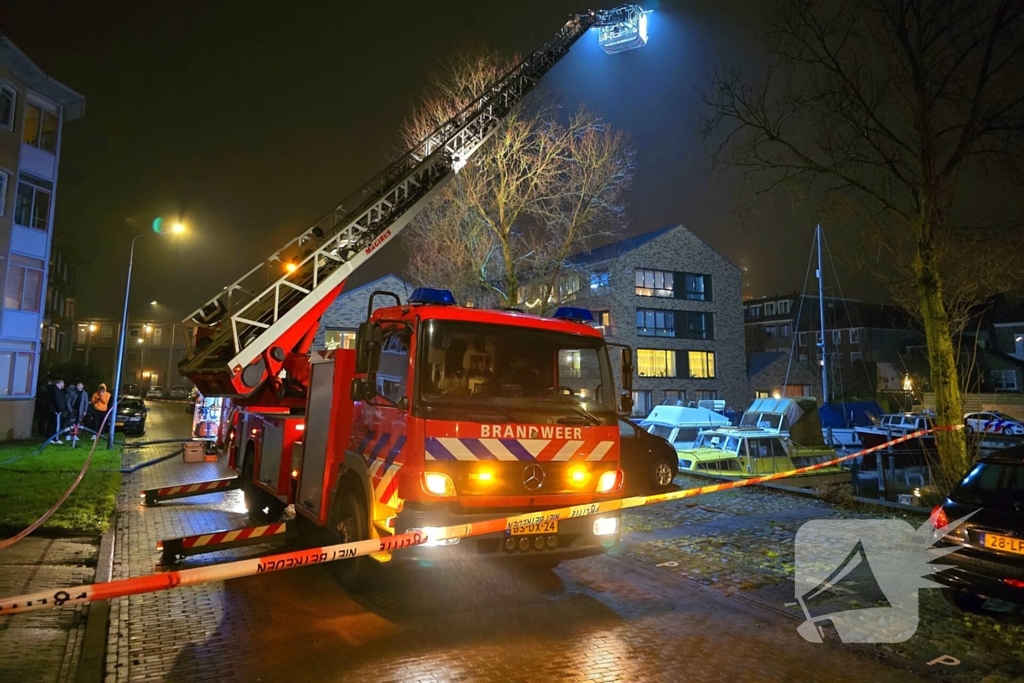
left=241, top=449, right=284, bottom=523
left=328, top=489, right=374, bottom=591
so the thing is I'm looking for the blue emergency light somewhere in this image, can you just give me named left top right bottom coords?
left=553, top=307, right=595, bottom=323
left=409, top=287, right=456, bottom=305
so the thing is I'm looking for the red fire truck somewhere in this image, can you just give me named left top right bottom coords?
left=171, top=6, right=650, bottom=581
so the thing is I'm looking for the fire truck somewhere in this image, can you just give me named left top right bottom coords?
left=170, top=6, right=649, bottom=582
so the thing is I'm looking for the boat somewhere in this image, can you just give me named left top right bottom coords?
left=676, top=426, right=848, bottom=486
left=854, top=412, right=937, bottom=455
left=818, top=401, right=885, bottom=449
left=638, top=405, right=732, bottom=454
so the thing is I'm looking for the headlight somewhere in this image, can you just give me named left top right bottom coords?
left=422, top=472, right=456, bottom=497
left=129, top=415, right=142, bottom=421
left=413, top=526, right=460, bottom=546
left=595, top=469, right=621, bottom=494
left=593, top=517, right=619, bottom=536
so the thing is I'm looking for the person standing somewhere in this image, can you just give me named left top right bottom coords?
left=70, top=382, right=89, bottom=430
left=48, top=379, right=68, bottom=443
left=90, top=383, right=111, bottom=439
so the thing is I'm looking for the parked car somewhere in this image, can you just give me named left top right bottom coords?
left=168, top=385, right=188, bottom=400
left=964, top=411, right=1024, bottom=436
left=114, top=397, right=149, bottom=436
left=931, top=446, right=1024, bottom=612
left=145, top=385, right=165, bottom=399
left=121, top=383, right=141, bottom=397
left=619, top=418, right=678, bottom=493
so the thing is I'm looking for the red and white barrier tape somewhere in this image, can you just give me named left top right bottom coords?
left=0, top=427, right=948, bottom=615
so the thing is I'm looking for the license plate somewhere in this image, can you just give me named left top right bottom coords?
left=983, top=533, right=1024, bottom=555
left=509, top=520, right=558, bottom=536
left=115, top=421, right=125, bottom=427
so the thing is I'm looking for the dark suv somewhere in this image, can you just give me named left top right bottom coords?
left=932, top=447, right=1024, bottom=612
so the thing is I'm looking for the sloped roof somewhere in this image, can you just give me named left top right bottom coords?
left=747, top=351, right=786, bottom=379
left=567, top=224, right=678, bottom=265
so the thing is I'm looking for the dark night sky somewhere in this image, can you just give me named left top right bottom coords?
left=0, top=0, right=884, bottom=320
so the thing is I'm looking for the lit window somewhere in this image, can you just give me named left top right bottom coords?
left=22, top=103, right=59, bottom=153
left=14, top=175, right=53, bottom=231
left=0, top=83, right=15, bottom=130
left=688, top=351, right=716, bottom=378
left=635, top=269, right=673, bottom=297
left=3, top=255, right=44, bottom=312
left=325, top=328, right=357, bottom=350
left=637, top=308, right=674, bottom=337
left=637, top=349, right=676, bottom=377
left=589, top=270, right=610, bottom=295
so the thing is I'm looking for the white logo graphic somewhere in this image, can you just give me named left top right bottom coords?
left=793, top=512, right=970, bottom=643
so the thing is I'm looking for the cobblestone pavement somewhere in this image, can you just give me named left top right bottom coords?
left=0, top=537, right=97, bottom=683
left=99, top=402, right=1020, bottom=682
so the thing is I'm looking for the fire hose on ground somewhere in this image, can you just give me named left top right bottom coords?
left=0, top=427, right=952, bottom=615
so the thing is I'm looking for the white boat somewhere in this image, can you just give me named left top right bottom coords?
left=639, top=405, right=732, bottom=453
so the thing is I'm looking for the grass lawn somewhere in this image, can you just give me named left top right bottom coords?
left=0, top=440, right=122, bottom=536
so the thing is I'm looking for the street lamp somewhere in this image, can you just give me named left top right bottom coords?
left=108, top=221, right=185, bottom=447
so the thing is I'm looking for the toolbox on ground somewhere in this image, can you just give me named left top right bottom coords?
left=183, top=441, right=205, bottom=463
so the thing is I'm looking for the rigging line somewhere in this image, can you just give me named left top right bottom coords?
left=784, top=229, right=818, bottom=395
left=821, top=229, right=872, bottom=407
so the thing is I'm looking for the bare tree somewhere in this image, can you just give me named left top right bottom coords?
left=699, top=0, right=1024, bottom=483
left=403, top=49, right=635, bottom=309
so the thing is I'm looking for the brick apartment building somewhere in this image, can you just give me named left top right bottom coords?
left=71, top=318, right=195, bottom=394
left=744, top=293, right=918, bottom=402
left=0, top=35, right=85, bottom=437
left=522, top=224, right=748, bottom=417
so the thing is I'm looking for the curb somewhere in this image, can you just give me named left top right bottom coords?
left=76, top=518, right=115, bottom=683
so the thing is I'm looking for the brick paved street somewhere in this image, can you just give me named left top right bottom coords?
left=0, top=400, right=1003, bottom=682
left=0, top=537, right=97, bottom=683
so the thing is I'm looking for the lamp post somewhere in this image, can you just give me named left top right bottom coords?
left=108, top=222, right=184, bottom=448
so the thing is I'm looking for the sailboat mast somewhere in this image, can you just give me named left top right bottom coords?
left=816, top=225, right=829, bottom=405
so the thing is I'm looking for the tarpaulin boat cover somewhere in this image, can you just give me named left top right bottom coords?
left=819, top=401, right=885, bottom=429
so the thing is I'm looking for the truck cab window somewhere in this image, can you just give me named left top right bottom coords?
left=375, top=326, right=410, bottom=404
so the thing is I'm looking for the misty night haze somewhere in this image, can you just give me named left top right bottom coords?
left=2, top=2, right=1023, bottom=682
left=1, top=0, right=863, bottom=319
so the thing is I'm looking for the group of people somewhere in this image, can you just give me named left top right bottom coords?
left=44, top=379, right=111, bottom=442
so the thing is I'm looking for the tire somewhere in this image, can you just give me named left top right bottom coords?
left=940, top=587, right=986, bottom=613
left=651, top=458, right=676, bottom=490
left=327, top=488, right=374, bottom=591
left=241, top=448, right=284, bottom=523
left=965, top=425, right=974, bottom=435
left=1004, top=426, right=1015, bottom=436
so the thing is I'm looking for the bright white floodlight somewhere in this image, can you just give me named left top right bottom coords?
left=597, top=5, right=649, bottom=55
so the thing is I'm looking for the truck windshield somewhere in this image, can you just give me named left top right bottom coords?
left=417, top=319, right=616, bottom=421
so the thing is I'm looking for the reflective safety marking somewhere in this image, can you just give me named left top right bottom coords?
left=553, top=440, right=584, bottom=461
left=1, top=427, right=958, bottom=616
left=585, top=441, right=614, bottom=462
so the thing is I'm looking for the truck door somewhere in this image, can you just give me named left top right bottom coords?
left=353, top=323, right=412, bottom=512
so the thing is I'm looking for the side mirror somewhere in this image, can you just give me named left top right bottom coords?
left=354, top=322, right=372, bottom=373
left=620, top=348, right=634, bottom=393
left=398, top=396, right=409, bottom=412
left=619, top=392, right=634, bottom=416
left=350, top=378, right=364, bottom=402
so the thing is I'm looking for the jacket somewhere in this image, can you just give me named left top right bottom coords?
left=69, top=390, right=89, bottom=419
left=91, top=389, right=110, bottom=413
left=49, top=384, right=68, bottom=414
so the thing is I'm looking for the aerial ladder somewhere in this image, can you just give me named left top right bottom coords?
left=178, top=5, right=650, bottom=408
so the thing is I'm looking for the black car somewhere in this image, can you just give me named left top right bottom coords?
left=114, top=396, right=149, bottom=436
left=619, top=418, right=678, bottom=493
left=932, top=447, right=1024, bottom=612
